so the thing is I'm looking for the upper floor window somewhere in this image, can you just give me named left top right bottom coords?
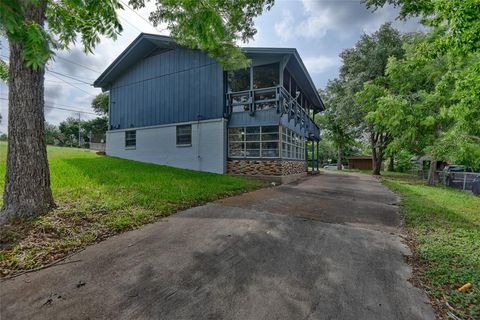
left=176, top=125, right=192, bottom=146
left=228, top=68, right=250, bottom=92
left=253, top=63, right=279, bottom=89
left=125, top=130, right=136, bottom=148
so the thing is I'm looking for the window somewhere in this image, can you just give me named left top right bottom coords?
left=228, top=126, right=279, bottom=158
left=228, top=68, right=250, bottom=92
left=228, top=126, right=305, bottom=159
left=253, top=63, right=279, bottom=89
left=176, top=125, right=192, bottom=146
left=281, top=127, right=305, bottom=160
left=125, top=130, right=136, bottom=148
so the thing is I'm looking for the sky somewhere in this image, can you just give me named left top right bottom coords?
left=0, top=0, right=424, bottom=134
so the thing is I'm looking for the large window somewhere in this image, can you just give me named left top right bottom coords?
left=228, top=126, right=305, bottom=159
left=227, top=68, right=250, bottom=92
left=253, top=63, right=279, bottom=89
left=228, top=126, right=279, bottom=158
left=125, top=130, right=136, bottom=148
left=228, top=63, right=280, bottom=113
left=176, top=125, right=192, bottom=146
left=281, top=127, right=305, bottom=160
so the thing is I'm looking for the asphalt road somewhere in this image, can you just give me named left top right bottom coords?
left=0, top=171, right=435, bottom=320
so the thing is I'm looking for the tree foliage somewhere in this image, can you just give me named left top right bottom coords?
left=129, top=0, right=274, bottom=69
left=362, top=0, right=480, bottom=55
left=0, top=0, right=124, bottom=69
left=0, top=58, right=7, bottom=81
left=322, top=23, right=406, bottom=174
left=91, top=92, right=109, bottom=115
left=318, top=79, right=360, bottom=168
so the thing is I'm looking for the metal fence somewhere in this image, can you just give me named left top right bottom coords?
left=437, top=171, right=480, bottom=193
left=90, top=142, right=106, bottom=152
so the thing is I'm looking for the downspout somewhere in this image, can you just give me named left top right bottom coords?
left=197, top=115, right=203, bottom=171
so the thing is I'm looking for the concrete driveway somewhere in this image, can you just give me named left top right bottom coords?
left=0, top=171, right=435, bottom=320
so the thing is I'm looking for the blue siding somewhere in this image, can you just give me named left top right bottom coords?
left=228, top=110, right=317, bottom=139
left=109, top=48, right=224, bottom=129
left=228, top=109, right=280, bottom=127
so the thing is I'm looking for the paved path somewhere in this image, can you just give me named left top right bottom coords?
left=0, top=171, right=435, bottom=320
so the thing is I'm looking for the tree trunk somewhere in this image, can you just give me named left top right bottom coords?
left=372, top=147, right=383, bottom=176
left=388, top=154, right=394, bottom=171
left=1, top=0, right=55, bottom=223
left=427, top=159, right=437, bottom=186
left=336, top=146, right=342, bottom=170
left=372, top=155, right=383, bottom=175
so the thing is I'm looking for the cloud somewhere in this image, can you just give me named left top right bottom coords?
left=274, top=10, right=296, bottom=41
left=274, top=0, right=422, bottom=42
left=302, top=55, right=341, bottom=73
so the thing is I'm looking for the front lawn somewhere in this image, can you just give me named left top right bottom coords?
left=383, top=178, right=479, bottom=319
left=0, top=142, right=264, bottom=276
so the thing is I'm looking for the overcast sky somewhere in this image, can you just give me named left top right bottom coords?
left=0, top=0, right=423, bottom=134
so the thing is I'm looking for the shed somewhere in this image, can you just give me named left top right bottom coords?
left=348, top=156, right=373, bottom=170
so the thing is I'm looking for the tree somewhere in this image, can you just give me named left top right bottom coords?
left=362, top=0, right=480, bottom=56
left=91, top=92, right=109, bottom=115
left=59, top=117, right=81, bottom=147
left=44, top=122, right=60, bottom=145
left=318, top=79, right=360, bottom=170
left=82, top=116, right=108, bottom=144
left=339, top=23, right=406, bottom=174
left=1, top=0, right=274, bottom=221
left=0, top=58, right=7, bottom=81
left=358, top=30, right=480, bottom=184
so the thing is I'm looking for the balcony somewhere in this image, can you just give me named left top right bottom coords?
left=225, top=86, right=320, bottom=140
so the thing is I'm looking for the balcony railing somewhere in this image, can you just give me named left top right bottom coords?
left=225, top=86, right=320, bottom=139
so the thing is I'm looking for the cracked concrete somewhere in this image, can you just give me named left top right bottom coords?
left=0, top=171, right=435, bottom=320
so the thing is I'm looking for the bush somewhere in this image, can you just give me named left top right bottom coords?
left=396, top=150, right=413, bottom=173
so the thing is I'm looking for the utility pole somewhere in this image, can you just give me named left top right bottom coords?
left=77, top=112, right=81, bottom=148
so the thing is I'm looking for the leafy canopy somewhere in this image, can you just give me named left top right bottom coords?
left=362, top=0, right=480, bottom=56
left=91, top=92, right=109, bottom=115
left=0, top=0, right=275, bottom=70
left=0, top=0, right=124, bottom=69
left=129, top=0, right=274, bottom=69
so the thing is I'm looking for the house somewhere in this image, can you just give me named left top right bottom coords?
left=94, top=34, right=324, bottom=182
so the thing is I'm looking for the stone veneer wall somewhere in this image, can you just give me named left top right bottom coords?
left=227, top=159, right=306, bottom=176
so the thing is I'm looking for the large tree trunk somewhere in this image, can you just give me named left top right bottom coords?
left=371, top=133, right=382, bottom=176
left=372, top=153, right=383, bottom=175
left=336, top=146, right=342, bottom=170
left=427, top=159, right=437, bottom=186
left=1, top=1, right=54, bottom=223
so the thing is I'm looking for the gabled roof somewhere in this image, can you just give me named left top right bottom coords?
left=94, top=33, right=324, bottom=111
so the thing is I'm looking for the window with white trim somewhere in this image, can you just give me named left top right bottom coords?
left=176, top=125, right=192, bottom=146
left=125, top=130, right=136, bottom=148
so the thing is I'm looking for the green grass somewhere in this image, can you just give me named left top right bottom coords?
left=383, top=178, right=479, bottom=319
left=0, top=141, right=264, bottom=275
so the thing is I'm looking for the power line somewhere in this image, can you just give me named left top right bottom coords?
left=1, top=53, right=101, bottom=75
left=45, top=79, right=87, bottom=85
left=119, top=0, right=166, bottom=32
left=55, top=56, right=101, bottom=74
left=44, top=105, right=97, bottom=115
left=118, top=15, right=142, bottom=32
left=46, top=69, right=96, bottom=96
left=47, top=69, right=93, bottom=85
left=0, top=97, right=96, bottom=115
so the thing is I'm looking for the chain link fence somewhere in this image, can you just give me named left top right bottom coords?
left=437, top=171, right=480, bottom=195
